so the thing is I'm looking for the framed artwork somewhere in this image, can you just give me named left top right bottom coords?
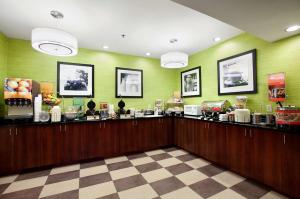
left=57, top=62, right=94, bottom=97
left=115, top=67, right=143, bottom=98
left=217, top=49, right=257, bottom=95
left=181, top=66, right=201, bottom=97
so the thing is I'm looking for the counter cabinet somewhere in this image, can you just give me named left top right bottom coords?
left=174, top=117, right=300, bottom=199
left=0, top=117, right=174, bottom=175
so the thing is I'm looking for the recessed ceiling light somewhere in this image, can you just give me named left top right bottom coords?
left=103, top=45, right=109, bottom=49
left=146, top=52, right=151, bottom=56
left=213, top=37, right=221, bottom=42
left=285, top=25, right=300, bottom=32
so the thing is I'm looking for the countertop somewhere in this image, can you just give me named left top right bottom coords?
left=180, top=115, right=300, bottom=134
left=0, top=115, right=299, bottom=134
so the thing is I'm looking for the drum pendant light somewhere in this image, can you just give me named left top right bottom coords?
left=31, top=28, right=78, bottom=56
left=161, top=52, right=188, bottom=68
left=31, top=10, right=78, bottom=56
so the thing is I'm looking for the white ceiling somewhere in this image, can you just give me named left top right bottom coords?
left=172, top=0, right=300, bottom=42
left=0, top=0, right=242, bottom=58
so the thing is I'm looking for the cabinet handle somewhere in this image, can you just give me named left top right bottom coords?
left=249, top=129, right=252, bottom=138
left=283, top=134, right=286, bottom=145
left=15, top=128, right=18, bottom=136
left=244, top=129, right=247, bottom=137
left=99, top=123, right=102, bottom=128
left=9, top=128, right=12, bottom=136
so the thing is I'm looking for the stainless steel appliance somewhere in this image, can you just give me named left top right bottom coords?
left=184, top=105, right=202, bottom=117
left=201, top=100, right=231, bottom=120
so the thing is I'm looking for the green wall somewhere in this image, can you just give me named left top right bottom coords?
left=0, top=32, right=8, bottom=116
left=1, top=32, right=300, bottom=115
left=3, top=37, right=178, bottom=114
left=180, top=33, right=300, bottom=112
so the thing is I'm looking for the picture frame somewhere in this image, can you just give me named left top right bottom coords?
left=115, top=67, right=143, bottom=98
left=181, top=66, right=201, bottom=97
left=57, top=62, right=94, bottom=98
left=217, top=49, right=257, bottom=95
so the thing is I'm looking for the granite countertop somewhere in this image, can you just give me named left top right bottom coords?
left=0, top=115, right=298, bottom=134
left=0, top=115, right=166, bottom=126
left=181, top=115, right=300, bottom=134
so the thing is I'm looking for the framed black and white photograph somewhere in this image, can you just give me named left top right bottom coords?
left=115, top=67, right=143, bottom=98
left=181, top=66, right=201, bottom=97
left=217, top=49, right=257, bottom=95
left=57, top=62, right=94, bottom=97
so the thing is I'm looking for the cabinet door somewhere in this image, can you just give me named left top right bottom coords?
left=251, top=128, right=283, bottom=190
left=84, top=122, right=102, bottom=159
left=101, top=121, right=119, bottom=157
left=207, top=123, right=227, bottom=166
left=0, top=126, right=14, bottom=175
left=151, top=118, right=170, bottom=149
left=14, top=125, right=42, bottom=170
left=226, top=125, right=250, bottom=177
left=62, top=123, right=84, bottom=163
left=195, top=121, right=208, bottom=158
left=174, top=118, right=187, bottom=149
left=282, top=133, right=300, bottom=198
left=40, top=124, right=62, bottom=166
left=119, top=120, right=139, bottom=154
left=184, top=119, right=195, bottom=153
left=162, top=118, right=174, bottom=146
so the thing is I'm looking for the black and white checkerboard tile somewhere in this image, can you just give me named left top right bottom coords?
left=0, top=147, right=288, bottom=199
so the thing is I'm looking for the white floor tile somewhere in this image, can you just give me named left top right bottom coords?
left=185, top=158, right=210, bottom=169
left=110, top=167, right=139, bottom=180
left=80, top=165, right=108, bottom=178
left=260, top=191, right=289, bottom=199
left=212, top=171, right=245, bottom=188
left=168, top=149, right=188, bottom=157
left=79, top=181, right=116, bottom=199
left=161, top=187, right=203, bottom=199
left=157, top=157, right=182, bottom=167
left=142, top=168, right=172, bottom=183
left=39, top=179, right=79, bottom=198
left=145, top=149, right=165, bottom=156
left=208, top=189, right=246, bottom=199
left=176, top=170, right=208, bottom=185
left=50, top=164, right=80, bottom=175
left=4, top=176, right=47, bottom=194
left=0, top=175, right=18, bottom=185
left=118, top=184, right=158, bottom=199
left=130, top=157, right=154, bottom=166
left=105, top=156, right=128, bottom=164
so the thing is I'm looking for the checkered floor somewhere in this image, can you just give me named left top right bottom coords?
left=0, top=147, right=288, bottom=199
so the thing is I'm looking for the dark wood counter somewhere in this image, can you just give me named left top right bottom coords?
left=0, top=116, right=299, bottom=198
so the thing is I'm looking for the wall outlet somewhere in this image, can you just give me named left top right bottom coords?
left=266, top=104, right=273, bottom=112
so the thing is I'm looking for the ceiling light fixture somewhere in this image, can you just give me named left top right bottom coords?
left=161, top=52, right=188, bottom=69
left=103, top=45, right=109, bottom=49
left=169, top=38, right=178, bottom=43
left=213, top=37, right=221, bottom=42
left=31, top=11, right=78, bottom=56
left=285, top=25, right=300, bottom=32
left=146, top=52, right=151, bottom=56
